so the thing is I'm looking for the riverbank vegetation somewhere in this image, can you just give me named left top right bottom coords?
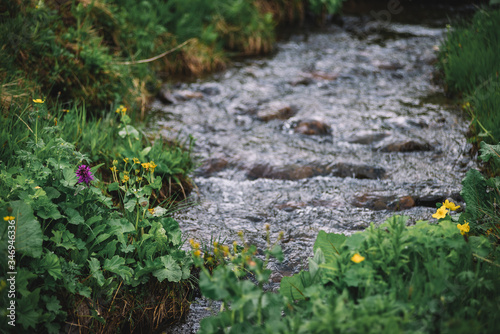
left=0, top=1, right=346, bottom=333
left=438, top=4, right=500, bottom=174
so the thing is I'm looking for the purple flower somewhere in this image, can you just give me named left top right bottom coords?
left=76, top=165, right=94, bottom=186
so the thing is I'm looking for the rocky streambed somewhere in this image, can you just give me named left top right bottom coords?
left=157, top=4, right=478, bottom=332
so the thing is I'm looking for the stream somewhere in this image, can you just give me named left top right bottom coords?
left=155, top=3, right=478, bottom=332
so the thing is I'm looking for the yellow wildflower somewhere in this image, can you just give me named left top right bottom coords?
left=193, top=250, right=201, bottom=257
left=141, top=162, right=151, bottom=170
left=443, top=200, right=460, bottom=211
left=122, top=175, right=129, bottom=183
left=132, top=158, right=140, bottom=164
left=115, top=105, right=127, bottom=115
left=432, top=206, right=448, bottom=219
left=351, top=253, right=365, bottom=263
left=3, top=216, right=15, bottom=221
left=62, top=109, right=69, bottom=113
left=457, top=221, right=470, bottom=235
left=33, top=99, right=45, bottom=103
left=137, top=176, right=142, bottom=181
left=123, top=158, right=129, bottom=164
left=148, top=208, right=155, bottom=215
left=110, top=166, right=117, bottom=172
left=149, top=161, right=157, bottom=171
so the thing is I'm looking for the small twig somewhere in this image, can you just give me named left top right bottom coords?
left=15, top=114, right=33, bottom=133
left=114, top=39, right=195, bottom=65
left=108, top=280, right=123, bottom=314
left=473, top=253, right=500, bottom=268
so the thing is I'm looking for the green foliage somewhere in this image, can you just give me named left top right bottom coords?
left=306, top=0, right=344, bottom=15
left=0, top=101, right=193, bottom=332
left=439, top=8, right=500, bottom=145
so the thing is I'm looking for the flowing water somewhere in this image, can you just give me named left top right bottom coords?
left=157, top=4, right=478, bottom=332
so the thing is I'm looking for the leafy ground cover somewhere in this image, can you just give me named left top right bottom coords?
left=0, top=100, right=195, bottom=333
left=193, top=142, right=500, bottom=333
left=0, top=1, right=346, bottom=332
left=0, top=0, right=344, bottom=112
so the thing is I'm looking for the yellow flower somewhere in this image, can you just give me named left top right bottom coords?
left=432, top=206, right=448, bottom=219
left=3, top=216, right=15, bottom=221
left=35, top=186, right=41, bottom=189
left=351, top=253, right=365, bottom=263
left=137, top=176, right=142, bottom=181
left=443, top=200, right=460, bottom=211
left=122, top=175, right=129, bottom=183
left=123, top=158, right=129, bottom=164
left=141, top=162, right=151, bottom=170
left=457, top=221, right=470, bottom=235
left=110, top=166, right=117, bottom=172
left=33, top=99, right=45, bottom=103
left=149, top=161, right=157, bottom=171
left=115, top=105, right=127, bottom=115
left=62, top=109, right=69, bottom=113
left=132, top=158, right=140, bottom=164
left=193, top=250, right=201, bottom=257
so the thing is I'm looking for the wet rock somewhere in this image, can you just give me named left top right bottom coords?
left=175, top=90, right=204, bottom=100
left=353, top=194, right=415, bottom=211
left=247, top=163, right=319, bottom=180
left=196, top=156, right=229, bottom=177
left=374, top=61, right=404, bottom=71
left=378, top=140, right=433, bottom=152
left=289, top=76, right=315, bottom=86
left=331, top=162, right=386, bottom=180
left=257, top=102, right=296, bottom=121
left=311, top=71, right=338, bottom=81
left=158, top=87, right=203, bottom=104
left=199, top=84, right=221, bottom=96
left=293, top=119, right=331, bottom=135
left=346, top=131, right=390, bottom=145
left=275, top=201, right=307, bottom=212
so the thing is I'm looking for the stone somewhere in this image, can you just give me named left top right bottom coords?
left=378, top=140, right=433, bottom=152
left=346, top=131, right=391, bottom=145
left=196, top=156, right=229, bottom=177
left=247, top=163, right=317, bottom=180
left=199, top=84, right=221, bottom=96
left=257, top=102, right=295, bottom=121
left=331, top=162, right=386, bottom=180
left=293, top=119, right=331, bottom=135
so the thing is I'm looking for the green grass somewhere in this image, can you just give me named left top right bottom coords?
left=439, top=7, right=500, bottom=146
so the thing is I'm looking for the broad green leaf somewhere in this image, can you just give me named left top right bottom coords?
left=103, top=255, right=133, bottom=281
left=62, top=168, right=77, bottom=187
left=108, top=182, right=119, bottom=192
left=41, top=252, right=63, bottom=280
left=118, top=125, right=140, bottom=140
left=10, top=201, right=43, bottom=258
left=280, top=271, right=312, bottom=301
left=153, top=255, right=182, bottom=282
left=63, top=207, right=84, bottom=225
left=88, top=258, right=105, bottom=287
left=313, top=230, right=346, bottom=263
left=90, top=163, right=104, bottom=174
left=108, top=218, right=135, bottom=234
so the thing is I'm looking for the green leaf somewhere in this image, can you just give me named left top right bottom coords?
left=62, top=168, right=77, bottom=187
left=118, top=125, right=140, bottom=140
left=108, top=182, right=119, bottom=192
left=43, top=295, right=62, bottom=313
left=103, top=255, right=133, bottom=281
left=41, top=252, right=63, bottom=280
left=17, top=288, right=42, bottom=330
left=63, top=207, right=84, bottom=225
left=90, top=163, right=104, bottom=174
left=10, top=201, right=43, bottom=258
left=153, top=255, right=182, bottom=282
left=88, top=258, right=105, bottom=287
left=124, top=198, right=136, bottom=212
left=313, top=230, right=346, bottom=263
left=280, top=271, right=311, bottom=301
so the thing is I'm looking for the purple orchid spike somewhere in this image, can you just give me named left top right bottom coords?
left=76, top=165, right=95, bottom=186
